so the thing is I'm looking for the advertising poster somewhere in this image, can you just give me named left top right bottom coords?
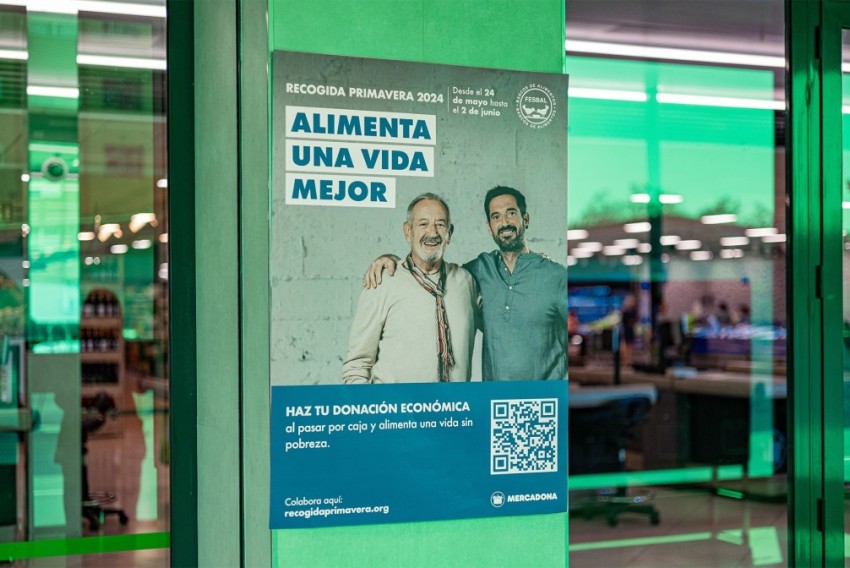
left=270, top=51, right=569, bottom=529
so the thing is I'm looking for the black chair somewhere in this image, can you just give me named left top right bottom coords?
left=81, top=392, right=129, bottom=530
left=569, top=386, right=660, bottom=526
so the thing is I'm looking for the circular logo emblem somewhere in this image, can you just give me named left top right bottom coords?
left=490, top=491, right=506, bottom=508
left=516, top=84, right=556, bottom=128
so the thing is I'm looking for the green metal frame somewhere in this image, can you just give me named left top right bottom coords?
left=788, top=0, right=850, bottom=564
left=821, top=1, right=850, bottom=565
left=166, top=0, right=199, bottom=566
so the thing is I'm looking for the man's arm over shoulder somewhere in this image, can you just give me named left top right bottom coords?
left=341, top=286, right=387, bottom=384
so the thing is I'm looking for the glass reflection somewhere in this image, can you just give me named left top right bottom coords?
left=0, top=1, right=168, bottom=563
left=566, top=3, right=788, bottom=564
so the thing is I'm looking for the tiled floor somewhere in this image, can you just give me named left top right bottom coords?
left=570, top=486, right=788, bottom=567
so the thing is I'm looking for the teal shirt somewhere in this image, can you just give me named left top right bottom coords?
left=463, top=251, right=568, bottom=381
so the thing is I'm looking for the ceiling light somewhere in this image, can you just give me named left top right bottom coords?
left=132, top=239, right=152, bottom=249
left=661, top=253, right=670, bottom=263
left=660, top=235, right=680, bottom=246
left=762, top=234, right=786, bottom=243
left=613, top=238, right=640, bottom=248
left=1, top=1, right=166, bottom=17
left=630, top=193, right=650, bottom=203
left=0, top=49, right=27, bottom=61
left=129, top=212, right=157, bottom=232
left=659, top=194, right=684, bottom=204
left=110, top=244, right=128, bottom=254
left=97, top=223, right=122, bottom=242
left=690, top=251, right=713, bottom=261
left=676, top=240, right=702, bottom=250
left=77, top=54, right=166, bottom=71
left=77, top=231, right=95, bottom=241
left=567, top=229, right=589, bottom=241
left=637, top=243, right=651, bottom=253
left=575, top=241, right=602, bottom=252
left=623, top=222, right=651, bottom=233
left=156, top=178, right=168, bottom=189
left=843, top=201, right=850, bottom=209
left=20, top=174, right=29, bottom=182
left=569, top=87, right=647, bottom=102
left=701, top=214, right=738, bottom=224
left=623, top=255, right=643, bottom=266
left=603, top=246, right=626, bottom=256
left=158, top=233, right=168, bottom=244
left=720, top=249, right=744, bottom=259
left=27, top=85, right=79, bottom=99
left=565, top=39, right=785, bottom=68
left=745, top=227, right=778, bottom=237
left=657, top=93, right=784, bottom=111
left=567, top=256, right=577, bottom=266
left=571, top=249, right=594, bottom=258
left=720, top=236, right=749, bottom=247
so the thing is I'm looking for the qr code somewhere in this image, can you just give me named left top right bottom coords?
left=490, top=398, right=558, bottom=475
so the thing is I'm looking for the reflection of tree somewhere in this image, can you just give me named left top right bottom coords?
left=740, top=202, right=773, bottom=228
left=576, top=188, right=644, bottom=226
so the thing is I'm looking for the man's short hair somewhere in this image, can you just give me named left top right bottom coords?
left=407, top=193, right=451, bottom=225
left=484, top=186, right=527, bottom=218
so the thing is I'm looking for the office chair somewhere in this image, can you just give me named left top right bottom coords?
left=569, top=390, right=660, bottom=526
left=82, top=392, right=129, bottom=530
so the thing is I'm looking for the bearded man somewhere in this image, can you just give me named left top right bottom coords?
left=363, top=186, right=568, bottom=381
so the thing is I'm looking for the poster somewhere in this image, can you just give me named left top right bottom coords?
left=270, top=51, right=569, bottom=529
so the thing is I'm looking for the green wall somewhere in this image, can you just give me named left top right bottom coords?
left=266, top=0, right=566, bottom=566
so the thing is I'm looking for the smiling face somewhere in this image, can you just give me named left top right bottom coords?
left=404, top=199, right=451, bottom=272
left=487, top=194, right=529, bottom=253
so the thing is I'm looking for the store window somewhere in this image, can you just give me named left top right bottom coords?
left=0, top=1, right=169, bottom=564
left=565, top=2, right=788, bottom=566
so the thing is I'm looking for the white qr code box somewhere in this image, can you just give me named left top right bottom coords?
left=490, top=398, right=559, bottom=475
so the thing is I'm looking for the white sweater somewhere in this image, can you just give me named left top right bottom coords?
left=342, top=262, right=478, bottom=383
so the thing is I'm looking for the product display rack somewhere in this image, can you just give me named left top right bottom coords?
left=80, top=289, right=124, bottom=436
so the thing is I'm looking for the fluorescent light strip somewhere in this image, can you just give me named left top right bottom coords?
left=603, top=246, right=626, bottom=256
left=77, top=54, right=166, bottom=70
left=690, top=251, right=713, bottom=261
left=657, top=93, right=784, bottom=110
left=623, top=222, right=651, bottom=233
left=701, top=214, right=738, bottom=224
left=613, top=238, right=640, bottom=248
left=571, top=249, right=594, bottom=259
left=0, top=1, right=166, bottom=17
left=567, top=229, right=589, bottom=241
left=659, top=194, right=683, bottom=204
left=762, top=233, right=786, bottom=243
left=676, top=240, right=702, bottom=251
left=76, top=1, right=165, bottom=17
left=27, top=85, right=79, bottom=98
left=660, top=235, right=680, bottom=246
left=569, top=87, right=647, bottom=102
left=720, top=236, right=749, bottom=247
left=745, top=227, right=777, bottom=237
left=0, top=49, right=27, bottom=61
left=843, top=201, right=850, bottom=209
left=575, top=241, right=603, bottom=252
left=630, top=193, right=650, bottom=204
left=566, top=39, right=785, bottom=68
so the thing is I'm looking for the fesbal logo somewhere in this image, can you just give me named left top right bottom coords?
left=515, top=83, right=557, bottom=129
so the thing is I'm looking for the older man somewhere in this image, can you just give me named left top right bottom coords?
left=342, top=193, right=478, bottom=384
left=364, top=186, right=568, bottom=381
